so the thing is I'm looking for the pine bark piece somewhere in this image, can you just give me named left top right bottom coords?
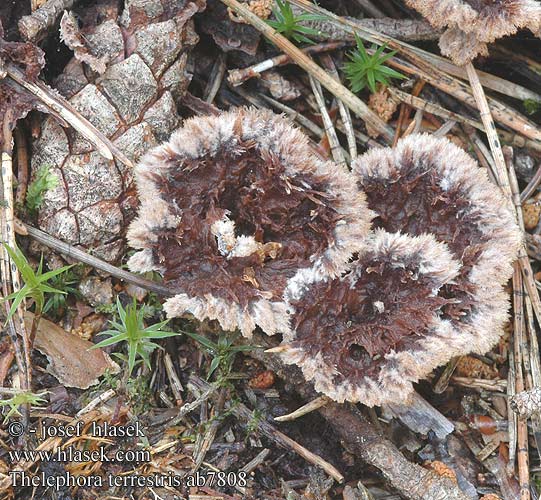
left=34, top=0, right=204, bottom=262
left=127, top=108, right=371, bottom=338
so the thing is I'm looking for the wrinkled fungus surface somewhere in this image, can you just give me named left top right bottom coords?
left=279, top=134, right=520, bottom=406
left=354, top=133, right=521, bottom=351
left=152, top=146, right=339, bottom=305
left=282, top=231, right=461, bottom=405
left=128, top=108, right=371, bottom=336
left=406, top=0, right=541, bottom=64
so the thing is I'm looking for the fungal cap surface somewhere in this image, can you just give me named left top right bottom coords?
left=128, top=108, right=372, bottom=337
left=281, top=230, right=462, bottom=406
left=352, top=133, right=520, bottom=382
left=405, top=0, right=541, bottom=64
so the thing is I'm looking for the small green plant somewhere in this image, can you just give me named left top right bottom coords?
left=0, top=391, right=47, bottom=422
left=42, top=266, right=81, bottom=317
left=524, top=98, right=541, bottom=115
left=182, top=331, right=257, bottom=381
left=2, top=243, right=74, bottom=324
left=246, top=407, right=265, bottom=436
left=267, top=0, right=324, bottom=45
left=94, top=302, right=119, bottom=316
left=344, top=35, right=406, bottom=94
left=91, top=297, right=178, bottom=376
left=26, top=165, right=58, bottom=213
left=126, top=376, right=153, bottom=415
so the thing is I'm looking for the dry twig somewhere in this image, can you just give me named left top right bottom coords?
left=309, top=75, right=347, bottom=168
left=5, top=64, right=132, bottom=167
left=189, top=375, right=345, bottom=483
left=220, top=0, right=394, bottom=141
left=320, top=54, right=357, bottom=158
left=228, top=41, right=348, bottom=86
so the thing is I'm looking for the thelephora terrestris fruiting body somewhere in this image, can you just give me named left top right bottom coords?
left=127, top=108, right=371, bottom=338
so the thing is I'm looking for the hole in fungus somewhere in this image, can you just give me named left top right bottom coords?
left=348, top=344, right=368, bottom=362
left=154, top=147, right=340, bottom=305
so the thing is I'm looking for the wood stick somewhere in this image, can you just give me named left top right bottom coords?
left=1, top=113, right=32, bottom=397
left=19, top=222, right=174, bottom=296
left=319, top=54, right=357, bottom=159
left=274, top=396, right=330, bottom=422
left=354, top=0, right=385, bottom=18
left=388, top=87, right=541, bottom=153
left=512, top=263, right=530, bottom=500
left=228, top=41, right=348, bottom=86
left=189, top=375, right=345, bottom=483
left=463, top=65, right=541, bottom=361
left=219, top=0, right=394, bottom=142
left=204, top=53, right=227, bottom=105
left=309, top=75, right=347, bottom=168
left=417, top=50, right=541, bottom=103
left=465, top=64, right=510, bottom=194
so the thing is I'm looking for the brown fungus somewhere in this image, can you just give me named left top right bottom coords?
left=405, top=0, right=541, bottom=65
left=280, top=134, right=520, bottom=406
left=127, top=108, right=371, bottom=337
left=354, top=134, right=520, bottom=356
left=280, top=230, right=462, bottom=406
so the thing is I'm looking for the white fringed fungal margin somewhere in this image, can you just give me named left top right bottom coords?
left=127, top=108, right=372, bottom=338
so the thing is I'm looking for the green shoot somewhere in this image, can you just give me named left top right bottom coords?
left=524, top=98, right=541, bottom=115
left=267, top=0, right=324, bottom=45
left=344, top=35, right=406, bottom=94
left=26, top=165, right=58, bottom=213
left=246, top=407, right=265, bottom=437
left=42, top=265, right=81, bottom=317
left=182, top=331, right=257, bottom=381
left=0, top=391, right=47, bottom=423
left=90, top=297, right=178, bottom=376
left=2, top=243, right=74, bottom=324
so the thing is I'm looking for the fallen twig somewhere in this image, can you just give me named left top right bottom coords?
left=511, top=261, right=530, bottom=500
left=5, top=64, right=133, bottom=167
left=189, top=375, right=345, bottom=483
left=274, top=396, right=330, bottom=422
left=1, top=111, right=32, bottom=420
left=228, top=41, right=348, bottom=86
left=388, top=87, right=541, bottom=153
left=354, top=0, right=385, bottom=18
left=18, top=222, right=173, bottom=296
left=309, top=75, right=347, bottom=168
left=220, top=0, right=394, bottom=141
left=204, top=53, right=227, bottom=105
left=320, top=54, right=357, bottom=158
